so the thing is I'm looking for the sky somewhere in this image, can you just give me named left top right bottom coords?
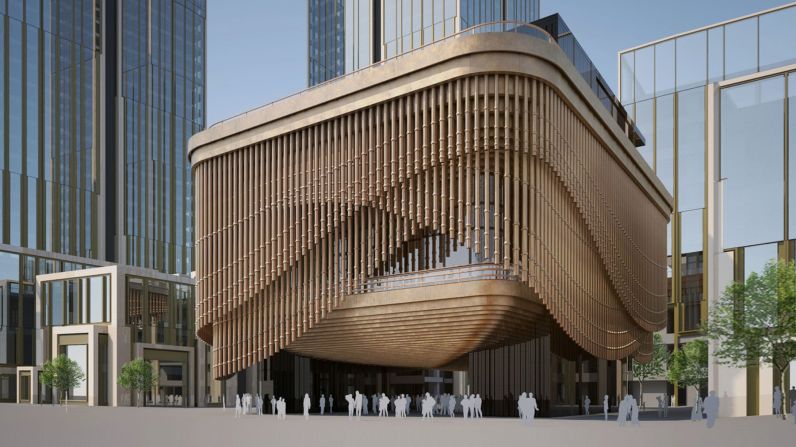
left=207, top=0, right=792, bottom=125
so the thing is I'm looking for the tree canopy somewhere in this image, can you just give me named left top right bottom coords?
left=632, top=332, right=669, bottom=384
left=667, top=339, right=708, bottom=395
left=707, top=259, right=796, bottom=416
left=40, top=355, right=85, bottom=405
left=118, top=358, right=158, bottom=407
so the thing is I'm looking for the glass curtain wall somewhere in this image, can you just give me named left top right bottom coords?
left=308, top=0, right=540, bottom=86
left=721, top=76, right=785, bottom=249
left=720, top=70, right=796, bottom=287
left=0, top=0, right=98, bottom=258
left=618, top=3, right=796, bottom=338
left=0, top=250, right=73, bottom=370
left=309, top=0, right=345, bottom=85
left=121, top=0, right=205, bottom=275
left=43, top=274, right=111, bottom=327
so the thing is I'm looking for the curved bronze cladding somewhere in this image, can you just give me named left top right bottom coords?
left=189, top=33, right=673, bottom=379
left=287, top=279, right=551, bottom=368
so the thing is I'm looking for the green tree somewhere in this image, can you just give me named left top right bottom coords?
left=707, top=259, right=796, bottom=419
left=667, top=339, right=708, bottom=398
left=39, top=355, right=85, bottom=411
left=118, top=358, right=158, bottom=407
left=631, top=332, right=669, bottom=408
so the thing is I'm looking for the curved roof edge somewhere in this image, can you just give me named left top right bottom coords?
left=189, top=32, right=673, bottom=214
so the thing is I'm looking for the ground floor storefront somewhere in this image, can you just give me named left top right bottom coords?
left=221, top=327, right=631, bottom=418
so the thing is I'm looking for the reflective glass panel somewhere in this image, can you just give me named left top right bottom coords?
left=724, top=18, right=758, bottom=79
left=677, top=87, right=705, bottom=211
left=27, top=178, right=37, bottom=248
left=384, top=0, right=397, bottom=57
left=791, top=75, right=796, bottom=238
left=655, top=94, right=675, bottom=194
left=49, top=281, right=63, bottom=326
left=344, top=0, right=353, bottom=72
left=721, top=76, right=784, bottom=248
left=744, top=243, right=778, bottom=279
left=708, top=27, right=724, bottom=83
left=759, top=7, right=796, bottom=71
left=9, top=20, right=21, bottom=174
left=620, top=51, right=634, bottom=104
left=655, top=40, right=675, bottom=96
left=358, top=0, right=369, bottom=66
left=667, top=221, right=672, bottom=257
left=9, top=182, right=19, bottom=250
left=635, top=100, right=654, bottom=168
left=635, top=46, right=655, bottom=101
left=0, top=252, right=19, bottom=282
left=676, top=31, right=706, bottom=91
left=81, top=278, right=88, bottom=324
left=680, top=209, right=703, bottom=254
left=89, top=276, right=105, bottom=323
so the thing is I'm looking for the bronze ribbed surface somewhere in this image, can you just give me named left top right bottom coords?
left=192, top=43, right=670, bottom=379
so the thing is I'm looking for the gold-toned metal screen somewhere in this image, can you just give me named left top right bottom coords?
left=194, top=74, right=670, bottom=379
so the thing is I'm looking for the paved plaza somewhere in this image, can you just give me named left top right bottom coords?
left=0, top=403, right=793, bottom=447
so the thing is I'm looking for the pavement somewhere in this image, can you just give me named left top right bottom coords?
left=0, top=403, right=793, bottom=447
left=562, top=405, right=695, bottom=421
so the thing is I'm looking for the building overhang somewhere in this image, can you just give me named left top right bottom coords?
left=286, top=278, right=549, bottom=369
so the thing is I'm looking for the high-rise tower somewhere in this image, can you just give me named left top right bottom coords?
left=1, top=0, right=208, bottom=408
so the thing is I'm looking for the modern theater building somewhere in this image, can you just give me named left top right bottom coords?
left=1, top=0, right=211, bottom=407
left=619, top=2, right=796, bottom=416
left=189, top=0, right=673, bottom=417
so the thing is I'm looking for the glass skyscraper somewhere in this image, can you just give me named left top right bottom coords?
left=308, top=0, right=540, bottom=86
left=619, top=2, right=796, bottom=416
left=0, top=0, right=207, bottom=407
left=120, top=0, right=204, bottom=275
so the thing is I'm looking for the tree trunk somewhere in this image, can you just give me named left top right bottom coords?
left=639, top=380, right=644, bottom=409
left=781, top=369, right=787, bottom=420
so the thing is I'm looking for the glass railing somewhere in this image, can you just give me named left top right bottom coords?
left=352, top=263, right=519, bottom=294
left=533, top=13, right=644, bottom=147
left=382, top=18, right=554, bottom=60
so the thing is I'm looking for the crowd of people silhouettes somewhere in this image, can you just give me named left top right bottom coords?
left=225, top=387, right=781, bottom=430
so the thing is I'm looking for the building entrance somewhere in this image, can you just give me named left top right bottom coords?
left=151, top=361, right=185, bottom=406
left=142, top=349, right=189, bottom=407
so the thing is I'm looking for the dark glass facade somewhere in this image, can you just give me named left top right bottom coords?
left=468, top=328, right=615, bottom=417
left=0, top=0, right=205, bottom=404
left=121, top=0, right=204, bottom=275
left=267, top=351, right=452, bottom=413
left=0, top=0, right=98, bottom=259
left=308, top=0, right=345, bottom=86
left=264, top=327, right=610, bottom=418
left=308, top=0, right=540, bottom=87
